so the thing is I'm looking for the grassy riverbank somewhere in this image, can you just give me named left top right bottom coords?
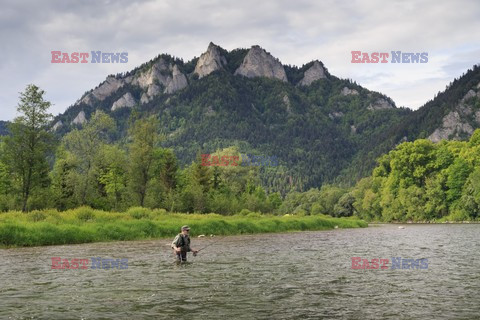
left=0, top=207, right=367, bottom=247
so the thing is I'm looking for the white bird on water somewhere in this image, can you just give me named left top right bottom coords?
left=398, top=226, right=405, bottom=229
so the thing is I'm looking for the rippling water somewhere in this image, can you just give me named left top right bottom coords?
left=1, top=224, right=479, bottom=319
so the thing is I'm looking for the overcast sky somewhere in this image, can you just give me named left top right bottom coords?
left=1, top=0, right=479, bottom=121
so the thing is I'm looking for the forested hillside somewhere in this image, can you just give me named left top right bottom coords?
left=49, top=43, right=411, bottom=193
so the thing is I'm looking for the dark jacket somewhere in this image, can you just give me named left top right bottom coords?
left=171, top=234, right=191, bottom=252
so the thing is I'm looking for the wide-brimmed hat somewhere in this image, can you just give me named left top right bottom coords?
left=181, top=225, right=190, bottom=231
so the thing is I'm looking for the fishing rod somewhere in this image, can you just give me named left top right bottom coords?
left=197, top=242, right=215, bottom=252
left=193, top=240, right=216, bottom=257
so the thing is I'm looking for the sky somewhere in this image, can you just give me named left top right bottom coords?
left=1, top=0, right=480, bottom=121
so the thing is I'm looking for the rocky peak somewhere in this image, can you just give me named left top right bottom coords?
left=298, top=61, right=327, bottom=86
left=111, top=92, right=136, bottom=111
left=132, top=58, right=188, bottom=96
left=52, top=120, right=63, bottom=131
left=341, top=87, right=359, bottom=96
left=133, top=58, right=171, bottom=89
left=428, top=88, right=480, bottom=142
left=428, top=111, right=475, bottom=143
left=367, top=98, right=394, bottom=111
left=460, top=89, right=477, bottom=103
left=234, top=45, right=288, bottom=82
left=165, top=65, right=188, bottom=94
left=81, top=76, right=124, bottom=105
left=194, top=42, right=227, bottom=78
left=72, top=111, right=86, bottom=125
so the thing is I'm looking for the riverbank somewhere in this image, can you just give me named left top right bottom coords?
left=0, top=207, right=367, bottom=247
left=368, top=220, right=480, bottom=224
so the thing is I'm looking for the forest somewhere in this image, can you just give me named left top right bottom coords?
left=1, top=84, right=479, bottom=222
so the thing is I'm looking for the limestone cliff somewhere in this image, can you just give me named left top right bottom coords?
left=165, top=65, right=188, bottom=94
left=428, top=89, right=480, bottom=142
left=80, top=76, right=124, bottom=105
left=234, top=46, right=287, bottom=82
left=72, top=111, right=86, bottom=125
left=367, top=98, right=394, bottom=111
left=298, top=61, right=326, bottom=86
left=111, top=92, right=136, bottom=111
left=194, top=42, right=227, bottom=78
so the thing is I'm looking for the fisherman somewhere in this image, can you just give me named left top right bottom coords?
left=171, top=225, right=198, bottom=262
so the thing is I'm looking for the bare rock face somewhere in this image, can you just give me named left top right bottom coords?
left=234, top=45, right=287, bottom=82
left=298, top=61, right=326, bottom=86
left=329, top=112, right=344, bottom=120
left=283, top=94, right=291, bottom=110
left=341, top=87, right=359, bottom=96
left=111, top=92, right=136, bottom=111
left=475, top=110, right=480, bottom=123
left=140, top=93, right=150, bottom=104
left=165, top=65, right=188, bottom=94
left=194, top=42, right=227, bottom=78
left=92, top=77, right=124, bottom=101
left=133, top=58, right=171, bottom=90
left=428, top=111, right=474, bottom=142
left=79, top=94, right=94, bottom=105
left=461, top=89, right=477, bottom=103
left=52, top=120, right=63, bottom=131
left=147, top=84, right=161, bottom=97
left=367, top=98, right=394, bottom=111
left=79, top=76, right=125, bottom=106
left=72, top=111, right=86, bottom=125
left=428, top=87, right=480, bottom=142
left=133, top=59, right=188, bottom=95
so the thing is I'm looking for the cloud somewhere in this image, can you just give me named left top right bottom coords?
left=1, top=0, right=479, bottom=120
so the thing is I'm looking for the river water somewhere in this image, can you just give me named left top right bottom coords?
left=1, top=224, right=479, bottom=319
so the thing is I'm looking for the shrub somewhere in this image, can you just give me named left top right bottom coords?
left=238, top=209, right=252, bottom=216
left=75, top=207, right=96, bottom=222
left=127, top=207, right=152, bottom=219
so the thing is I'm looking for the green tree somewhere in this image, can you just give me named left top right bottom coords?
left=63, top=111, right=115, bottom=205
left=446, top=157, right=471, bottom=204
left=3, top=85, right=53, bottom=211
left=333, top=192, right=356, bottom=217
left=128, top=117, right=160, bottom=207
left=98, top=145, right=128, bottom=211
left=50, top=147, right=77, bottom=210
left=423, top=173, right=448, bottom=220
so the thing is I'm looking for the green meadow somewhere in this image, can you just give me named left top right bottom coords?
left=0, top=207, right=367, bottom=247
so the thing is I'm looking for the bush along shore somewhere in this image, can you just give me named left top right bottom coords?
left=0, top=207, right=367, bottom=247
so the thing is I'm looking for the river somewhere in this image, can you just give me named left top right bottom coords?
left=1, top=224, right=479, bottom=319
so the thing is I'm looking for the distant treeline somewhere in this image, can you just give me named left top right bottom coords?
left=279, top=131, right=480, bottom=222
left=350, top=132, right=480, bottom=221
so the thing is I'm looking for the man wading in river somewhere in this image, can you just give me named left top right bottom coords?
left=171, top=225, right=198, bottom=262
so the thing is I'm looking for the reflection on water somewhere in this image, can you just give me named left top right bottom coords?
left=1, top=225, right=479, bottom=319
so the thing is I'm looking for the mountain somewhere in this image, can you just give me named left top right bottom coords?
left=336, top=65, right=480, bottom=184
left=50, top=42, right=412, bottom=193
left=395, top=65, right=480, bottom=142
left=45, top=42, right=480, bottom=192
